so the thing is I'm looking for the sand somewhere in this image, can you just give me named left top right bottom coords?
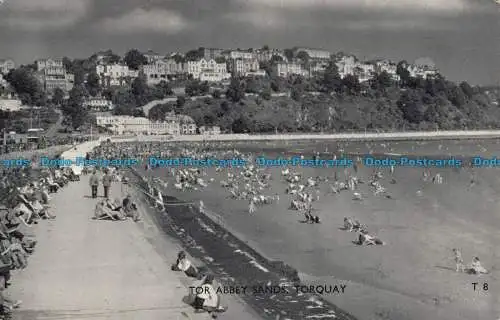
left=138, top=139, right=499, bottom=320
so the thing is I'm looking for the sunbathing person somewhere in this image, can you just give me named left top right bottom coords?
left=343, top=217, right=366, bottom=232
left=122, top=195, right=140, bottom=222
left=93, top=199, right=126, bottom=221
left=190, top=274, right=226, bottom=314
left=0, top=271, right=21, bottom=317
left=355, top=230, right=385, bottom=246
left=171, top=251, right=199, bottom=278
left=468, top=257, right=488, bottom=275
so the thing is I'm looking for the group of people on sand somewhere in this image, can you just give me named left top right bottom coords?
left=88, top=168, right=140, bottom=222
left=171, top=251, right=226, bottom=318
left=90, top=141, right=491, bottom=280
left=453, top=248, right=488, bottom=275
left=0, top=166, right=80, bottom=319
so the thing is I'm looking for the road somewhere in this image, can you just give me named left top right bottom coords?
left=45, top=108, right=64, bottom=137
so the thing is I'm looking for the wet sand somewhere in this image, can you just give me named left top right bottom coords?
left=139, top=139, right=499, bottom=320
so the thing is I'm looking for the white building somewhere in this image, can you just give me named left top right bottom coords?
left=0, top=59, right=15, bottom=75
left=142, top=59, right=185, bottom=85
left=83, top=97, right=113, bottom=112
left=275, top=62, right=308, bottom=77
left=0, top=74, right=6, bottom=87
left=163, top=114, right=181, bottom=135
left=0, top=98, right=22, bottom=112
left=336, top=56, right=357, bottom=78
left=35, top=59, right=74, bottom=92
left=36, top=58, right=63, bottom=72
left=199, top=126, right=221, bottom=135
left=96, top=64, right=139, bottom=87
left=229, top=58, right=260, bottom=76
left=308, top=61, right=329, bottom=77
left=96, top=115, right=172, bottom=135
left=226, top=51, right=255, bottom=60
left=142, top=61, right=169, bottom=85
left=294, top=48, right=331, bottom=60
left=408, top=64, right=438, bottom=79
left=96, top=113, right=196, bottom=135
left=375, top=60, right=399, bottom=80
left=355, top=63, right=376, bottom=82
left=164, top=113, right=197, bottom=135
left=186, top=59, right=230, bottom=82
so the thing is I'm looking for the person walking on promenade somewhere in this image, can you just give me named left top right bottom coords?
left=102, top=170, right=113, bottom=199
left=89, top=170, right=99, bottom=198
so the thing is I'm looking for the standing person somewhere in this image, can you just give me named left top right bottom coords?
left=89, top=170, right=99, bottom=198
left=102, top=170, right=113, bottom=199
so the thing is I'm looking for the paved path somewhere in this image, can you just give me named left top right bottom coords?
left=8, top=139, right=262, bottom=320
left=9, top=177, right=214, bottom=320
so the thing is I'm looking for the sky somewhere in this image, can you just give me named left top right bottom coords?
left=0, top=0, right=498, bottom=85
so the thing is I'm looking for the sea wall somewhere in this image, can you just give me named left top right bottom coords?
left=108, top=130, right=500, bottom=143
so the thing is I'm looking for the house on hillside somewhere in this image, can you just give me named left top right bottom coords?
left=199, top=126, right=221, bottom=135
left=164, top=112, right=197, bottom=135
left=0, top=59, right=15, bottom=75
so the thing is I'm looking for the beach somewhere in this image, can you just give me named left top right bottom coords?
left=136, top=139, right=499, bottom=320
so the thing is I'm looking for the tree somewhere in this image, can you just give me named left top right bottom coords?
left=371, top=71, right=392, bottom=92
left=321, top=61, right=341, bottom=93
left=244, top=78, right=259, bottom=94
left=185, top=49, right=204, bottom=61
left=62, top=57, right=73, bottom=71
left=133, top=108, right=145, bottom=117
left=212, top=89, right=222, bottom=99
left=296, top=51, right=310, bottom=63
left=284, top=49, right=294, bottom=62
left=447, top=86, right=467, bottom=108
left=459, top=81, right=474, bottom=99
left=176, top=96, right=186, bottom=112
left=5, top=68, right=47, bottom=106
left=152, top=81, right=173, bottom=99
left=290, top=77, right=306, bottom=101
left=124, top=49, right=147, bottom=70
left=231, top=116, right=250, bottom=133
left=226, top=78, right=245, bottom=102
left=396, top=61, right=411, bottom=86
left=172, top=54, right=185, bottom=64
left=398, top=90, right=425, bottom=123
left=86, top=71, right=101, bottom=97
left=131, top=76, right=150, bottom=105
left=220, top=100, right=230, bottom=112
left=63, top=85, right=88, bottom=129
left=309, top=102, right=331, bottom=132
left=185, top=80, right=209, bottom=97
left=261, top=88, right=271, bottom=100
left=341, top=74, right=361, bottom=95
left=214, top=57, right=226, bottom=64
left=106, top=53, right=121, bottom=64
left=52, top=88, right=65, bottom=106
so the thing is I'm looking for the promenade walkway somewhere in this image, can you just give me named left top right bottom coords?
left=8, top=140, right=261, bottom=320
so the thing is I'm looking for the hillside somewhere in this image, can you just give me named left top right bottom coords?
left=148, top=75, right=500, bottom=133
